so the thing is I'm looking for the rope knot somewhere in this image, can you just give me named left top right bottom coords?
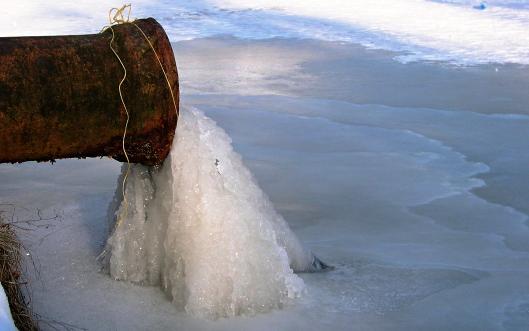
left=109, top=4, right=133, bottom=25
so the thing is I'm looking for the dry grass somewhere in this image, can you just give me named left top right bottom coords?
left=0, top=218, right=37, bottom=330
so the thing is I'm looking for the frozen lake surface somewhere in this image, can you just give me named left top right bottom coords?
left=0, top=37, right=528, bottom=330
left=0, top=1, right=529, bottom=330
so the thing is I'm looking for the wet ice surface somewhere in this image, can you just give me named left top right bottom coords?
left=1, top=37, right=529, bottom=330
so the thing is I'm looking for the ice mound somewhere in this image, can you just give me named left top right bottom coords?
left=103, top=107, right=325, bottom=318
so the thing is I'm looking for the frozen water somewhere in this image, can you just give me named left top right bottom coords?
left=1, top=51, right=529, bottom=327
left=103, top=108, right=327, bottom=318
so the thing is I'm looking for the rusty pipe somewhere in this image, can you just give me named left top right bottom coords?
left=0, top=18, right=179, bottom=166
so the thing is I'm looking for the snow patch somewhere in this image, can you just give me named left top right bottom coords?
left=0, top=284, right=17, bottom=331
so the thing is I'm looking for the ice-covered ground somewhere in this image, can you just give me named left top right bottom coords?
left=1, top=1, right=529, bottom=330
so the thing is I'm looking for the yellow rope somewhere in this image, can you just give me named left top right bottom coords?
left=103, top=4, right=178, bottom=230
left=130, top=21, right=179, bottom=118
left=107, top=23, right=131, bottom=230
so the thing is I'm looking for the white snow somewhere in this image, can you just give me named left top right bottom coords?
left=211, top=0, right=529, bottom=64
left=0, top=284, right=17, bottom=331
left=3, top=0, right=529, bottom=65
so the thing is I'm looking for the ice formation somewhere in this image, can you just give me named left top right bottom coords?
left=103, top=107, right=325, bottom=318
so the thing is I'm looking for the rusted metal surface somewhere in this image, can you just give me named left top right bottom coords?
left=0, top=18, right=179, bottom=166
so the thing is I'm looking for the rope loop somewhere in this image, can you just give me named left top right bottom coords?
left=109, top=4, right=132, bottom=25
